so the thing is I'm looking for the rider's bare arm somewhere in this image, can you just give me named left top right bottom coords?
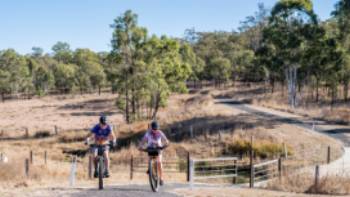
left=108, top=129, right=117, bottom=145
left=138, top=134, right=148, bottom=150
left=160, top=131, right=169, bottom=148
left=86, top=133, right=95, bottom=144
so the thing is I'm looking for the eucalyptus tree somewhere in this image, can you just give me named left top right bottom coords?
left=53, top=63, right=77, bottom=93
left=73, top=48, right=106, bottom=94
left=52, top=41, right=73, bottom=64
left=110, top=10, right=148, bottom=122
left=332, top=0, right=350, bottom=101
left=261, top=0, right=318, bottom=107
left=0, top=49, right=32, bottom=100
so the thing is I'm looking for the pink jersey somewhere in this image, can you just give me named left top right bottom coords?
left=142, top=130, right=168, bottom=148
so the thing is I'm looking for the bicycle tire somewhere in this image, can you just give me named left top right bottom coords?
left=149, top=159, right=159, bottom=192
left=98, top=157, right=104, bottom=190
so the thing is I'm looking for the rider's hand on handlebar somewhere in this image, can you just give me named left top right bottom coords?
left=110, top=139, right=117, bottom=148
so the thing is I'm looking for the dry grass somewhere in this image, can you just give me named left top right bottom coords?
left=0, top=87, right=346, bottom=195
left=58, top=130, right=89, bottom=143
left=174, top=187, right=329, bottom=197
left=267, top=172, right=350, bottom=195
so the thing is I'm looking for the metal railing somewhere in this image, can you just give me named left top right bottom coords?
left=189, top=157, right=238, bottom=187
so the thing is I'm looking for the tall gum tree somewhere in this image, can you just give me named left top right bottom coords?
left=263, top=0, right=318, bottom=108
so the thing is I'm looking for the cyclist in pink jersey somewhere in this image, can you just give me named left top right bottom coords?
left=139, top=121, right=169, bottom=185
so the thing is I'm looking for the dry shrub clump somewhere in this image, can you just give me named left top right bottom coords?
left=267, top=173, right=350, bottom=195
left=224, top=138, right=293, bottom=160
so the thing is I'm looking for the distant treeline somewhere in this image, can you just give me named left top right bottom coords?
left=0, top=0, right=349, bottom=121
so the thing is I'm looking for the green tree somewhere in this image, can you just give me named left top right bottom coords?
left=31, top=47, right=44, bottom=58
left=0, top=49, right=31, bottom=100
left=53, top=63, right=77, bottom=93
left=332, top=0, right=350, bottom=101
left=261, top=0, right=318, bottom=107
left=73, top=49, right=106, bottom=94
left=208, top=57, right=232, bottom=86
left=110, top=10, right=148, bottom=123
left=52, top=41, right=73, bottom=63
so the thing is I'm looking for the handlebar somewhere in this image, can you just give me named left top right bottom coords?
left=85, top=139, right=117, bottom=148
left=141, top=145, right=168, bottom=152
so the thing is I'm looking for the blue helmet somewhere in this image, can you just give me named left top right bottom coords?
left=151, top=121, right=159, bottom=130
left=99, top=115, right=107, bottom=125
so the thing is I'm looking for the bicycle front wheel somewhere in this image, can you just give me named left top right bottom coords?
left=148, top=159, right=159, bottom=192
left=98, top=157, right=104, bottom=190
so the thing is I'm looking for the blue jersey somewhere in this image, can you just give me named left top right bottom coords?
left=91, top=124, right=112, bottom=141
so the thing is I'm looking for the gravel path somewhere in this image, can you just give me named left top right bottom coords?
left=217, top=99, right=350, bottom=178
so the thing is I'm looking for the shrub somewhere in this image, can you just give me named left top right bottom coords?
left=224, top=139, right=293, bottom=159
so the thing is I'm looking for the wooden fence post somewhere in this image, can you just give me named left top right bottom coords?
left=187, top=152, right=190, bottom=182
left=54, top=125, right=58, bottom=135
left=44, top=151, right=47, bottom=165
left=130, top=155, right=134, bottom=180
left=278, top=158, right=282, bottom=181
left=314, top=165, right=320, bottom=193
left=25, top=128, right=29, bottom=138
left=88, top=155, right=93, bottom=179
left=233, top=160, right=238, bottom=184
left=29, top=150, right=33, bottom=164
left=250, top=136, right=254, bottom=188
left=25, top=158, right=29, bottom=177
left=327, top=146, right=331, bottom=164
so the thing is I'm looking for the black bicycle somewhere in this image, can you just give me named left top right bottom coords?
left=143, top=146, right=166, bottom=192
left=89, top=144, right=109, bottom=190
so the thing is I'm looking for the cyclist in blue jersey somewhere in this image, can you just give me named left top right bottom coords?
left=86, top=115, right=116, bottom=178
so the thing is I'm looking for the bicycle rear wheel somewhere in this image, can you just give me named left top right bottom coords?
left=148, top=159, right=159, bottom=192
left=98, top=157, right=104, bottom=190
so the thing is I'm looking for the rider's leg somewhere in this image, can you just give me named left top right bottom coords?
left=157, top=154, right=163, bottom=181
left=92, top=148, right=98, bottom=170
left=92, top=148, right=98, bottom=177
left=103, top=149, right=110, bottom=173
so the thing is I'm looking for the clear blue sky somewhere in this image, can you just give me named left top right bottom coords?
left=0, top=0, right=339, bottom=54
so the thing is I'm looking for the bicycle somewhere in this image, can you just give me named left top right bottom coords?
left=88, top=143, right=110, bottom=190
left=142, top=146, right=166, bottom=192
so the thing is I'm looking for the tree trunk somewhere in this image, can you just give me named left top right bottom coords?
left=344, top=81, right=349, bottom=102
left=152, top=92, right=161, bottom=120
left=316, top=78, right=319, bottom=102
left=124, top=70, right=130, bottom=123
left=285, top=66, right=298, bottom=108
left=131, top=87, right=136, bottom=121
left=270, top=78, right=275, bottom=94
